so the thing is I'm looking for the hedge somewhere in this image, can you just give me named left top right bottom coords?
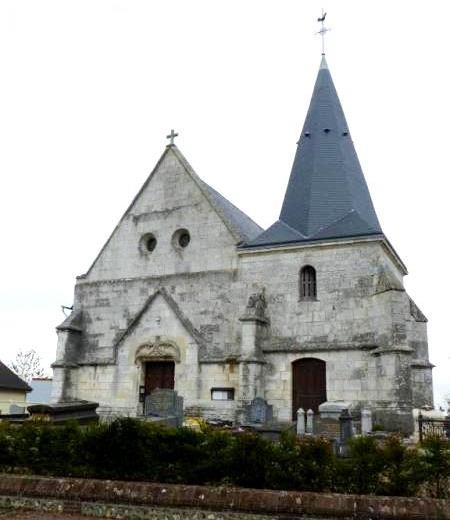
left=0, top=418, right=448, bottom=498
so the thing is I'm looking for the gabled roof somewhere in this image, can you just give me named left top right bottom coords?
left=113, top=287, right=205, bottom=353
left=85, top=145, right=262, bottom=276
left=0, top=361, right=32, bottom=392
left=244, top=55, right=383, bottom=248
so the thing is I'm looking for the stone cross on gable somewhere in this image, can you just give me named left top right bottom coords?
left=166, top=129, right=178, bottom=146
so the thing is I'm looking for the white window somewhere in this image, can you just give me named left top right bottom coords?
left=211, top=388, right=235, bottom=401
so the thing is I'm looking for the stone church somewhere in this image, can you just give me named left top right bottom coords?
left=52, top=55, right=433, bottom=432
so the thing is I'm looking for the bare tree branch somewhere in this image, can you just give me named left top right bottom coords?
left=9, top=349, right=45, bottom=382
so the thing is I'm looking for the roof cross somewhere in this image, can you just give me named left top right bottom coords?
left=166, top=129, right=178, bottom=146
left=317, top=9, right=330, bottom=55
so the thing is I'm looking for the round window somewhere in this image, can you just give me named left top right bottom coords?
left=140, top=233, right=157, bottom=254
left=179, top=231, right=190, bottom=248
left=172, top=228, right=191, bottom=250
left=146, top=235, right=157, bottom=252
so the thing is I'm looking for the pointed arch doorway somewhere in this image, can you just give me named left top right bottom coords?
left=292, top=358, right=326, bottom=420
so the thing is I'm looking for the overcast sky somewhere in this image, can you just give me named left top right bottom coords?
left=0, top=1, right=448, bottom=408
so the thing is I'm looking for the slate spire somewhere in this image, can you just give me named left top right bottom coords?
left=245, top=56, right=383, bottom=247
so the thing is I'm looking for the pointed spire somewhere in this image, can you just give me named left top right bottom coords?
left=245, top=57, right=383, bottom=248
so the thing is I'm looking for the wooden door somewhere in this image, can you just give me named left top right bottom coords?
left=145, top=361, right=175, bottom=395
left=292, top=358, right=326, bottom=419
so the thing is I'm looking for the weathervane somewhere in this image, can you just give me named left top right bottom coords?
left=166, top=129, right=178, bottom=146
left=317, top=9, right=330, bottom=55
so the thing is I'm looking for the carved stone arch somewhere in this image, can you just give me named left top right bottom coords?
left=134, top=340, right=181, bottom=364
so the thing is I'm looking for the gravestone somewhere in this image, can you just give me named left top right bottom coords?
left=336, top=408, right=354, bottom=456
left=296, top=408, right=305, bottom=435
left=245, top=397, right=273, bottom=425
left=315, top=417, right=341, bottom=439
left=317, top=402, right=351, bottom=440
left=361, top=409, right=373, bottom=434
left=339, top=409, right=353, bottom=442
left=144, top=389, right=183, bottom=427
left=306, top=409, right=314, bottom=434
left=27, top=400, right=99, bottom=424
left=319, top=401, right=353, bottom=420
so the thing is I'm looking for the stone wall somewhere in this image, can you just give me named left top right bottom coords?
left=54, top=239, right=433, bottom=429
left=86, top=149, right=239, bottom=281
left=0, top=475, right=449, bottom=519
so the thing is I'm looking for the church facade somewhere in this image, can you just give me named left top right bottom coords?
left=52, top=56, right=433, bottom=432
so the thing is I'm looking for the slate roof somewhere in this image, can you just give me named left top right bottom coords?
left=198, top=179, right=263, bottom=243
left=171, top=147, right=263, bottom=243
left=244, top=55, right=383, bottom=248
left=0, top=361, right=32, bottom=392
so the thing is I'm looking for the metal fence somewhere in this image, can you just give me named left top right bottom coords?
left=418, top=413, right=450, bottom=442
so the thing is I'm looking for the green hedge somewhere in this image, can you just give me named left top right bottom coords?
left=0, top=419, right=448, bottom=497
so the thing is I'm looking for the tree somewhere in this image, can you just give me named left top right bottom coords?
left=9, top=349, right=45, bottom=382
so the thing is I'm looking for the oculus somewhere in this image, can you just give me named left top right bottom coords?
left=139, top=233, right=157, bottom=254
left=172, top=228, right=191, bottom=249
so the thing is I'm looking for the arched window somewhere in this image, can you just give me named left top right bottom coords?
left=299, top=265, right=317, bottom=300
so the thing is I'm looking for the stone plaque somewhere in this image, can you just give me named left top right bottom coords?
left=315, top=417, right=340, bottom=438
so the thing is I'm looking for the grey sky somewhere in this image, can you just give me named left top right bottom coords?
left=0, top=1, right=448, bottom=407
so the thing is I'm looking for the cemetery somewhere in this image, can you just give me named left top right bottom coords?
left=1, top=370, right=449, bottom=517
left=0, top=414, right=449, bottom=498
left=1, top=385, right=449, bottom=519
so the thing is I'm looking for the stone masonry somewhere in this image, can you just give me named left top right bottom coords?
left=1, top=475, right=449, bottom=519
left=51, top=147, right=433, bottom=432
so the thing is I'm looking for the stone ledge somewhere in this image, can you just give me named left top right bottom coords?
left=0, top=475, right=449, bottom=519
left=75, top=269, right=238, bottom=287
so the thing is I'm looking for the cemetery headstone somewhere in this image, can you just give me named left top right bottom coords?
left=339, top=409, right=353, bottom=443
left=306, top=409, right=314, bottom=434
left=319, top=401, right=353, bottom=420
left=244, top=397, right=273, bottom=425
left=27, top=400, right=99, bottom=424
left=144, top=389, right=183, bottom=427
left=296, top=408, right=305, bottom=435
left=361, top=409, right=372, bottom=434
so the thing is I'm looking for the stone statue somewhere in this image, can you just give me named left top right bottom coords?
left=246, top=288, right=267, bottom=318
